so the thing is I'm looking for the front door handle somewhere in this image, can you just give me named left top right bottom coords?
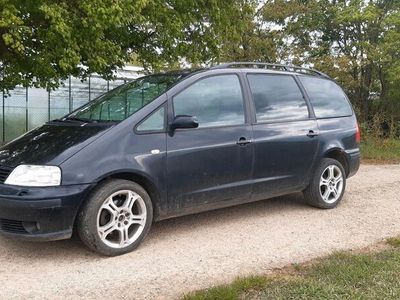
left=237, top=137, right=252, bottom=146
left=307, top=130, right=319, bottom=138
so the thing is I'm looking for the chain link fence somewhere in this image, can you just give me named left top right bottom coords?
left=0, top=73, right=139, bottom=144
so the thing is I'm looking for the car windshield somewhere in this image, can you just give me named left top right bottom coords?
left=65, top=73, right=186, bottom=122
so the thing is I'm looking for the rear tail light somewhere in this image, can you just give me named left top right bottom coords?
left=355, top=122, right=361, bottom=143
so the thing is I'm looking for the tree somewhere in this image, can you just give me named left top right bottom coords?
left=0, top=0, right=252, bottom=91
left=216, top=0, right=279, bottom=63
left=258, top=0, right=400, bottom=122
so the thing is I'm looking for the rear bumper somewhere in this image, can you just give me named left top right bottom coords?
left=346, top=148, right=361, bottom=178
left=0, top=184, right=94, bottom=241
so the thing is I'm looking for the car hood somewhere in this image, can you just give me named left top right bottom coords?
left=0, top=123, right=113, bottom=167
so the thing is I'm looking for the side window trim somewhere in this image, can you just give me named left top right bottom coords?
left=245, top=73, right=313, bottom=125
left=134, top=103, right=167, bottom=134
left=293, top=75, right=316, bottom=119
left=169, top=73, right=249, bottom=130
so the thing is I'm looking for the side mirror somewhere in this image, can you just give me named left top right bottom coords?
left=170, top=115, right=199, bottom=130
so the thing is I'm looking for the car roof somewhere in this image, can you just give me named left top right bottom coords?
left=158, top=62, right=329, bottom=80
left=148, top=62, right=331, bottom=85
left=210, top=62, right=330, bottom=79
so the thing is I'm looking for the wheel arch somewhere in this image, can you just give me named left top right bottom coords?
left=103, top=171, right=163, bottom=220
left=73, top=170, right=164, bottom=231
left=323, top=147, right=349, bottom=177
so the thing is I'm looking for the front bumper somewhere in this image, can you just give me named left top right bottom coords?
left=0, top=183, right=94, bottom=241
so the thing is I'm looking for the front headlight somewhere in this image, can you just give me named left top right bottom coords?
left=5, top=165, right=61, bottom=187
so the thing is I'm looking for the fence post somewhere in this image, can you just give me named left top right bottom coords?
left=25, top=86, right=28, bottom=131
left=88, top=76, right=91, bottom=102
left=1, top=68, right=4, bottom=144
left=48, top=90, right=51, bottom=121
left=69, top=76, right=72, bottom=112
left=2, top=89, right=4, bottom=144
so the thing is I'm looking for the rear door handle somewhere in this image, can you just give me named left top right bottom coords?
left=237, top=137, right=252, bottom=146
left=307, top=130, right=319, bottom=138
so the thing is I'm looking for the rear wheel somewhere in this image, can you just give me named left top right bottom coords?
left=77, top=179, right=153, bottom=256
left=303, top=158, right=346, bottom=209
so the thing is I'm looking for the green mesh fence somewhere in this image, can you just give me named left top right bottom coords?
left=1, top=75, right=133, bottom=144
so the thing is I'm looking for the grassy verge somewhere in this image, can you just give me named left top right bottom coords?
left=361, top=138, right=400, bottom=164
left=184, top=237, right=400, bottom=300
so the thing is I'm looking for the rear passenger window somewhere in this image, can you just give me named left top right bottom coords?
left=299, top=76, right=352, bottom=118
left=247, top=74, right=309, bottom=122
left=173, top=75, right=245, bottom=128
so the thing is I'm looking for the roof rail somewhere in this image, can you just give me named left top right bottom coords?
left=211, top=62, right=330, bottom=78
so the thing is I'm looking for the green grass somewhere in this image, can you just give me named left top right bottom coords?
left=361, top=138, right=400, bottom=163
left=387, top=237, right=400, bottom=248
left=184, top=238, right=400, bottom=300
left=183, top=276, right=269, bottom=300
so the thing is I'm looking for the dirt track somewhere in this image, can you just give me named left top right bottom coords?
left=0, top=164, right=400, bottom=299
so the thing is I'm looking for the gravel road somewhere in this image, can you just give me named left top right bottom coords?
left=1, top=164, right=400, bottom=299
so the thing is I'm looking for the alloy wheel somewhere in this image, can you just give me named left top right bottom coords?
left=319, top=165, right=344, bottom=204
left=96, top=190, right=147, bottom=249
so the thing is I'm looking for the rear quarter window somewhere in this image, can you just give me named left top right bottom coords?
left=299, top=76, right=353, bottom=118
left=247, top=74, right=309, bottom=123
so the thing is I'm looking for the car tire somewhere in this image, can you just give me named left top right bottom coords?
left=303, top=158, right=346, bottom=209
left=77, top=179, right=153, bottom=256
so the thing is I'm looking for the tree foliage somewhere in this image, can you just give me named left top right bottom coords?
left=256, top=0, right=400, bottom=123
left=0, top=0, right=252, bottom=91
left=2, top=0, right=400, bottom=129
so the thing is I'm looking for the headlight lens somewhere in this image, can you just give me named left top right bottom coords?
left=5, top=165, right=61, bottom=187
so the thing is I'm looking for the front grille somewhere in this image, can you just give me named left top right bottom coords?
left=0, top=166, right=12, bottom=184
left=0, top=219, right=28, bottom=234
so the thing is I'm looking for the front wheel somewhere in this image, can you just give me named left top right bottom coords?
left=303, top=158, right=346, bottom=209
left=77, top=179, right=153, bottom=256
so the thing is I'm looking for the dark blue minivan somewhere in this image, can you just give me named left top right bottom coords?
left=0, top=63, right=360, bottom=256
